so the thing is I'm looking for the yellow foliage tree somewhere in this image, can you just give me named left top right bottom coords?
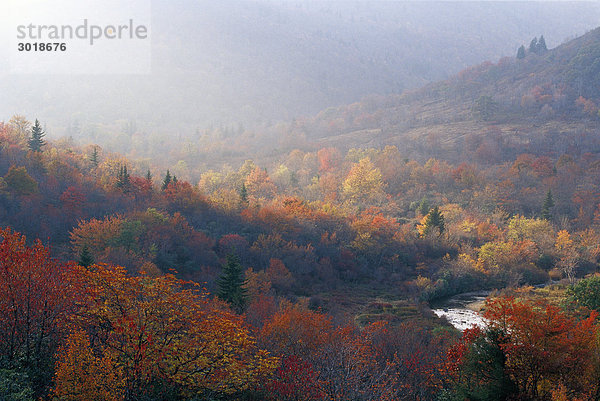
left=61, top=264, right=278, bottom=398
left=342, top=157, right=385, bottom=205
left=555, top=230, right=578, bottom=283
left=52, top=330, right=124, bottom=401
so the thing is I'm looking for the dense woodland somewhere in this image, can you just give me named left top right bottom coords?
left=4, top=25, right=600, bottom=401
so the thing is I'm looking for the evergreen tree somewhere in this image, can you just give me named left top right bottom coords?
left=529, top=37, right=538, bottom=54
left=216, top=254, right=248, bottom=313
left=28, top=119, right=46, bottom=152
left=417, top=197, right=430, bottom=216
left=450, top=328, right=517, bottom=400
left=516, top=45, right=526, bottom=59
left=89, top=146, right=99, bottom=167
left=542, top=189, right=555, bottom=221
left=145, top=169, right=152, bottom=184
left=161, top=170, right=172, bottom=191
left=423, top=206, right=445, bottom=236
left=77, top=245, right=94, bottom=267
left=537, top=35, right=547, bottom=53
left=172, top=175, right=178, bottom=185
left=116, top=164, right=131, bottom=192
left=239, top=183, right=248, bottom=206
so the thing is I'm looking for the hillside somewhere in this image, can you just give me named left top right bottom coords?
left=22, top=24, right=600, bottom=185
left=1, top=1, right=599, bottom=138
left=290, top=26, right=600, bottom=163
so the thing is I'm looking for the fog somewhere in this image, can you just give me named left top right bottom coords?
left=1, top=0, right=599, bottom=144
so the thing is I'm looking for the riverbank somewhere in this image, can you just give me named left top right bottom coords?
left=430, top=290, right=490, bottom=331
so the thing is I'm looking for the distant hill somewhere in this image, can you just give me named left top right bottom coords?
left=1, top=0, right=599, bottom=139
left=290, top=26, right=600, bottom=165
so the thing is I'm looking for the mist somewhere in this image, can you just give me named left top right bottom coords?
left=1, top=1, right=599, bottom=146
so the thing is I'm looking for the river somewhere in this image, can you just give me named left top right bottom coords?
left=431, top=290, right=489, bottom=331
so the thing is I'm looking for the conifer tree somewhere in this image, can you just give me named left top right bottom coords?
left=145, top=169, right=152, bottom=184
left=423, top=206, right=445, bottom=236
left=216, top=254, right=248, bottom=313
left=89, top=146, right=99, bottom=167
left=28, top=119, right=46, bottom=152
left=529, top=37, right=538, bottom=54
left=116, top=164, right=131, bottom=192
left=542, top=189, right=555, bottom=221
left=537, top=35, right=547, bottom=53
left=516, top=45, right=526, bottom=59
left=77, top=245, right=94, bottom=267
left=417, top=197, right=430, bottom=216
left=162, top=170, right=172, bottom=190
left=239, top=183, right=248, bottom=206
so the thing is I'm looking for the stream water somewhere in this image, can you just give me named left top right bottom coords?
left=431, top=290, right=489, bottom=331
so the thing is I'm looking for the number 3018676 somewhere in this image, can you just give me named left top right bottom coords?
left=18, top=43, right=66, bottom=51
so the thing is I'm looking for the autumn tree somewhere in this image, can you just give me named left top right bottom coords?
left=52, top=330, right=124, bottom=401
left=60, top=186, right=86, bottom=219
left=27, top=119, right=45, bottom=152
left=3, top=166, right=38, bottom=195
left=0, top=228, right=81, bottom=397
left=217, top=254, right=248, bottom=313
left=63, top=264, right=277, bottom=399
left=482, top=297, right=598, bottom=399
left=265, top=355, right=324, bottom=401
left=245, top=167, right=277, bottom=200
left=342, top=157, right=385, bottom=205
left=262, top=307, right=397, bottom=400
left=8, top=115, right=31, bottom=147
left=555, top=230, right=578, bottom=283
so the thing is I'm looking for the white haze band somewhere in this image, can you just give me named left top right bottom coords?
left=16, top=19, right=148, bottom=45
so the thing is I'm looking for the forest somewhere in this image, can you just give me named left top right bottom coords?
left=5, top=8, right=600, bottom=401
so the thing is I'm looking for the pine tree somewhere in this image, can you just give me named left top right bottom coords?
left=537, top=35, right=547, bottom=53
left=529, top=37, right=538, bottom=54
left=116, top=164, right=131, bottom=192
left=172, top=175, right=178, bottom=185
left=28, top=119, right=46, bottom=152
left=216, top=254, right=248, bottom=313
left=161, top=170, right=172, bottom=191
left=417, top=197, right=430, bottom=216
left=516, top=45, right=526, bottom=59
left=542, top=189, right=555, bottom=221
left=239, top=183, right=248, bottom=206
left=89, top=146, right=99, bottom=167
left=423, top=206, right=445, bottom=236
left=77, top=245, right=94, bottom=267
left=145, top=169, right=152, bottom=184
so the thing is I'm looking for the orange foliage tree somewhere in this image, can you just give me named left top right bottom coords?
left=449, top=297, right=600, bottom=400
left=260, top=306, right=396, bottom=400
left=56, top=263, right=278, bottom=399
